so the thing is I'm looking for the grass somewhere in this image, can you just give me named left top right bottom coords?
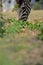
left=0, top=36, right=43, bottom=65
left=0, top=10, right=43, bottom=65
left=0, top=50, right=11, bottom=65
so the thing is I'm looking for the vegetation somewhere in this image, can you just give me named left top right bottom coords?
left=39, top=0, right=43, bottom=4
left=0, top=15, right=5, bottom=37
left=0, top=10, right=43, bottom=65
left=33, top=0, right=43, bottom=10
left=0, top=0, right=2, bottom=7
left=0, top=16, right=43, bottom=40
left=33, top=2, right=40, bottom=10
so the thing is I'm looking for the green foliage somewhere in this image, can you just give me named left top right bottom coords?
left=33, top=0, right=43, bottom=10
left=33, top=20, right=40, bottom=30
left=0, top=19, right=5, bottom=37
left=6, top=18, right=43, bottom=40
left=37, top=22, right=43, bottom=40
left=37, top=33, right=43, bottom=40
left=0, top=17, right=43, bottom=40
left=39, top=0, right=43, bottom=4
left=0, top=17, right=43, bottom=65
left=27, top=22, right=33, bottom=30
left=27, top=20, right=43, bottom=40
left=39, top=22, right=43, bottom=33
left=6, top=18, right=27, bottom=34
left=33, top=3, right=40, bottom=10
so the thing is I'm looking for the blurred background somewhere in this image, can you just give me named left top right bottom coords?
left=0, top=0, right=43, bottom=12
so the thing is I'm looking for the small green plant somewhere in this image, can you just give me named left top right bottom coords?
left=33, top=20, right=40, bottom=30
left=6, top=18, right=23, bottom=33
left=37, top=22, right=43, bottom=40
left=6, top=18, right=27, bottom=34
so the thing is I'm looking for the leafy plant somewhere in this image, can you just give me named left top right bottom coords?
left=6, top=18, right=25, bottom=34
left=0, top=20, right=5, bottom=37
left=37, top=22, right=43, bottom=40
left=0, top=16, right=43, bottom=40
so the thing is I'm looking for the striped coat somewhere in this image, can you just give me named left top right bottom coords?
left=16, top=0, right=31, bottom=21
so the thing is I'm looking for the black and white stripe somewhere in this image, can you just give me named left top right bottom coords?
left=18, top=0, right=31, bottom=21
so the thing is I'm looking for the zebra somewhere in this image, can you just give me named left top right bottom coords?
left=2, top=0, right=31, bottom=21
left=16, top=0, right=31, bottom=21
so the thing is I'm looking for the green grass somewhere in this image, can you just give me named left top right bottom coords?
left=0, top=49, right=11, bottom=65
